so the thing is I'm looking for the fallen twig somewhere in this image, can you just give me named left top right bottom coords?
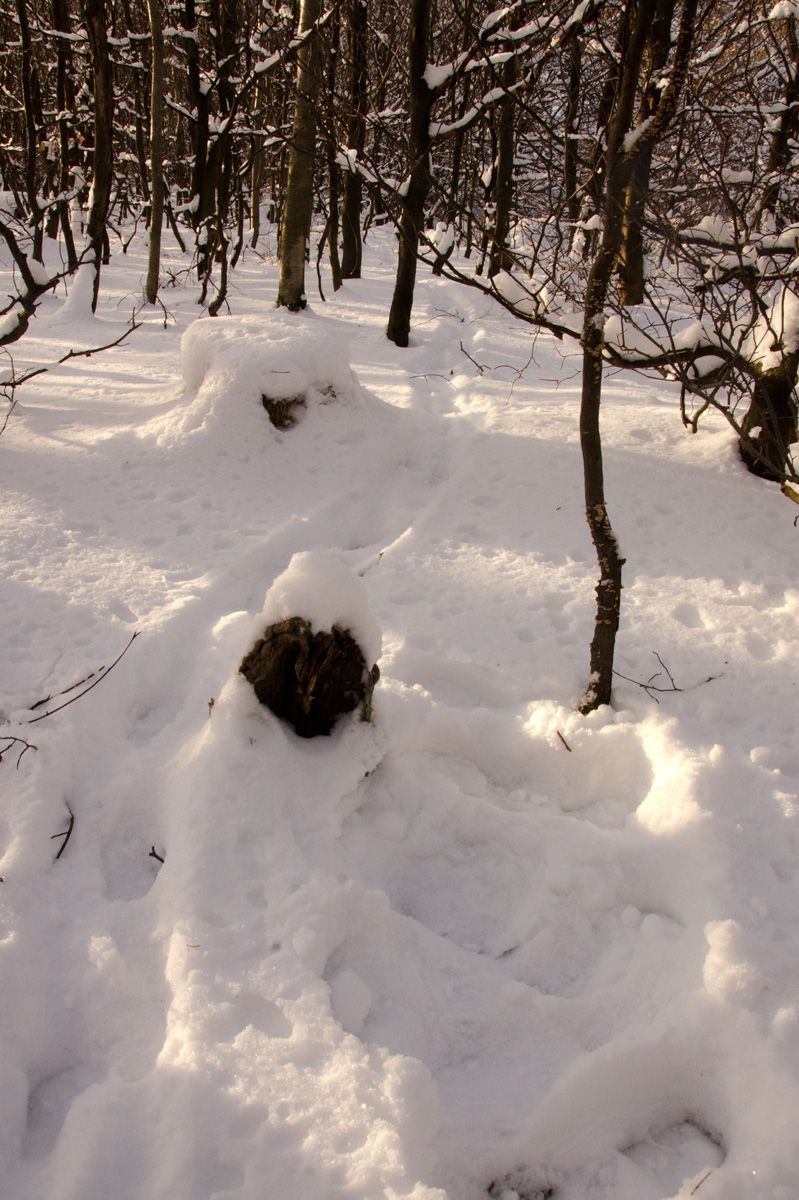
left=613, top=651, right=719, bottom=703
left=51, top=805, right=75, bottom=861
left=0, top=735, right=37, bottom=768
left=690, top=1169, right=713, bottom=1195
left=459, top=339, right=485, bottom=374
left=24, top=632, right=140, bottom=724
left=29, top=666, right=105, bottom=711
left=409, top=372, right=455, bottom=384
left=556, top=730, right=572, bottom=752
left=149, top=845, right=165, bottom=864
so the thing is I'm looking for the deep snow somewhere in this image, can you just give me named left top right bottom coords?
left=0, top=227, right=798, bottom=1200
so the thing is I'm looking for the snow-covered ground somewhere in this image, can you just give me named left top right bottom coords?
left=1, top=228, right=797, bottom=1200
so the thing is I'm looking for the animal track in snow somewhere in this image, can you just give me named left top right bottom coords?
left=23, top=1065, right=99, bottom=1159
left=621, top=1119, right=724, bottom=1199
left=500, top=1034, right=728, bottom=1200
left=205, top=992, right=293, bottom=1042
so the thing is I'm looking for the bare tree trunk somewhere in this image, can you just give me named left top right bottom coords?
left=488, top=47, right=517, bottom=279
left=740, top=358, right=799, bottom=482
left=144, top=0, right=165, bottom=304
left=563, top=38, right=581, bottom=224
left=51, top=0, right=79, bottom=268
left=16, top=0, right=46, bottom=260
left=250, top=76, right=268, bottom=246
left=183, top=0, right=208, bottom=227
left=579, top=0, right=697, bottom=711
left=325, top=6, right=343, bottom=291
left=340, top=0, right=367, bottom=278
left=617, top=0, right=674, bottom=304
left=756, top=18, right=799, bottom=227
left=277, top=0, right=323, bottom=310
left=82, top=0, right=114, bottom=312
left=578, top=0, right=654, bottom=713
left=387, top=0, right=434, bottom=347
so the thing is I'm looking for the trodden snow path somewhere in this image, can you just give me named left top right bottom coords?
left=0, top=231, right=798, bottom=1200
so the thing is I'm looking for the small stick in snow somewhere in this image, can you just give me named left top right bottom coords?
left=29, top=666, right=104, bottom=710
left=0, top=735, right=37, bottom=768
left=690, top=1169, right=713, bottom=1195
left=459, top=339, right=485, bottom=375
left=24, top=632, right=140, bottom=724
left=652, top=650, right=678, bottom=690
left=409, top=372, right=455, bottom=384
left=149, top=846, right=165, bottom=864
left=613, top=651, right=719, bottom=703
left=51, top=806, right=75, bottom=861
left=556, top=730, right=572, bottom=752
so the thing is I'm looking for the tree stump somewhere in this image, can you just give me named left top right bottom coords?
left=240, top=616, right=379, bottom=738
left=262, top=393, right=305, bottom=429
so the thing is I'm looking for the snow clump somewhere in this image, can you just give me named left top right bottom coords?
left=261, top=551, right=382, bottom=666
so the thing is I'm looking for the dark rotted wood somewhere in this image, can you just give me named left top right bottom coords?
left=262, top=393, right=305, bottom=429
left=260, top=391, right=303, bottom=429
left=240, top=616, right=379, bottom=737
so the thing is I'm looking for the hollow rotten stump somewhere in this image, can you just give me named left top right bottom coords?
left=240, top=616, right=379, bottom=738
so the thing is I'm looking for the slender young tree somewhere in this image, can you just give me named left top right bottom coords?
left=145, top=0, right=165, bottom=304
left=82, top=0, right=113, bottom=312
left=386, top=0, right=435, bottom=346
left=277, top=0, right=323, bottom=310
left=340, top=0, right=368, bottom=279
left=49, top=0, right=78, bottom=269
left=578, top=0, right=698, bottom=711
left=617, top=0, right=675, bottom=304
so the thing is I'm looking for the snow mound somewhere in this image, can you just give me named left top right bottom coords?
left=261, top=551, right=382, bottom=665
left=181, top=310, right=359, bottom=402
left=168, top=310, right=364, bottom=441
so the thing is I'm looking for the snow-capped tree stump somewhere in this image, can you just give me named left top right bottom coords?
left=240, top=616, right=379, bottom=738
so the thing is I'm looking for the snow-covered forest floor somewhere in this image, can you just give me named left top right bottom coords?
left=1, top=227, right=798, bottom=1200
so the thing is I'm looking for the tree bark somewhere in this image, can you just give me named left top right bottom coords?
left=488, top=50, right=517, bottom=279
left=82, top=0, right=114, bottom=312
left=579, top=0, right=697, bottom=711
left=15, top=0, right=46, bottom=260
left=144, top=0, right=165, bottom=304
left=578, top=0, right=654, bottom=712
left=563, top=39, right=582, bottom=225
left=740, top=359, right=799, bottom=482
left=340, top=0, right=368, bottom=278
left=387, top=0, right=434, bottom=347
left=51, top=0, right=79, bottom=268
left=756, top=18, right=799, bottom=228
left=617, top=0, right=675, bottom=304
left=326, top=6, right=343, bottom=291
left=277, top=0, right=323, bottom=310
left=183, top=0, right=208, bottom=227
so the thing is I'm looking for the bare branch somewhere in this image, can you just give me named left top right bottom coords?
left=23, top=632, right=141, bottom=725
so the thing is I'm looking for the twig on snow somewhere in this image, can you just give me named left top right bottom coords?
left=556, top=730, right=573, bottom=752
left=149, top=845, right=165, bottom=864
left=690, top=1169, right=713, bottom=1195
left=409, top=372, right=455, bottom=384
left=30, top=663, right=107, bottom=710
left=459, top=339, right=485, bottom=374
left=0, top=735, right=37, bottom=768
left=613, top=651, right=720, bottom=703
left=51, top=805, right=75, bottom=861
left=24, top=632, right=140, bottom=724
